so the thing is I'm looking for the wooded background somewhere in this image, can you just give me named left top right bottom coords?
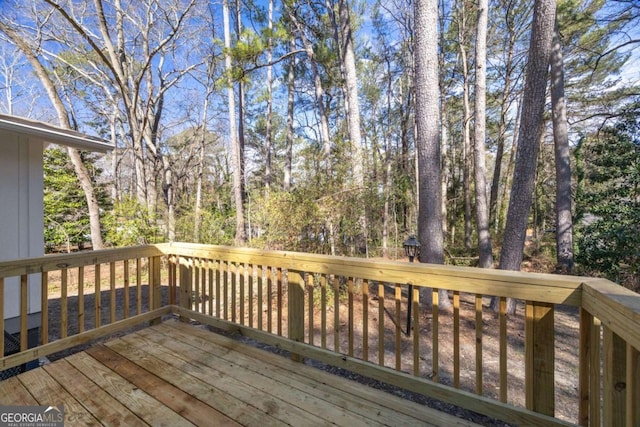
left=0, top=0, right=638, bottom=290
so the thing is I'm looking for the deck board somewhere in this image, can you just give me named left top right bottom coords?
left=147, top=322, right=438, bottom=426
left=0, top=320, right=481, bottom=427
left=17, top=365, right=101, bottom=426
left=42, top=359, right=146, bottom=427
left=107, top=335, right=286, bottom=427
left=65, top=352, right=193, bottom=427
left=0, top=376, right=38, bottom=405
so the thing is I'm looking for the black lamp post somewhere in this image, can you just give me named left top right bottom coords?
left=403, top=236, right=420, bottom=335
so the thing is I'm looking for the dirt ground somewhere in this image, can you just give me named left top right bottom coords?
left=41, top=265, right=581, bottom=426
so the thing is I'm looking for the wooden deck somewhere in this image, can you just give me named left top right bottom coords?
left=0, top=320, right=478, bottom=426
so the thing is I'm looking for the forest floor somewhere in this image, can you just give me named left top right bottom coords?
left=39, top=259, right=581, bottom=427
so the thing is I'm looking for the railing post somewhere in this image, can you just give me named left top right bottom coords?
left=603, top=326, right=626, bottom=426
left=149, top=256, right=162, bottom=325
left=525, top=301, right=555, bottom=417
left=179, top=257, right=192, bottom=322
left=288, top=271, right=305, bottom=362
left=627, top=344, right=639, bottom=427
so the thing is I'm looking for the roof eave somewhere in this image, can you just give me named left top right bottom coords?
left=0, top=115, right=112, bottom=153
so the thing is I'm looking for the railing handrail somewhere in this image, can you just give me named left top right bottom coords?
left=159, top=242, right=585, bottom=306
left=0, top=245, right=164, bottom=278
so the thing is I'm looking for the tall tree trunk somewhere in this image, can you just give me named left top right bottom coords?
left=550, top=19, right=573, bottom=271
left=438, top=0, right=449, bottom=242
left=415, top=0, right=451, bottom=310
left=234, top=0, right=247, bottom=210
left=382, top=56, right=393, bottom=259
left=338, top=0, right=365, bottom=190
left=498, top=0, right=556, bottom=311
left=109, top=105, right=120, bottom=203
left=223, top=0, right=246, bottom=244
left=457, top=4, right=473, bottom=250
left=284, top=26, right=295, bottom=192
left=265, top=0, right=274, bottom=191
left=0, top=21, right=105, bottom=250
left=338, top=0, right=368, bottom=256
left=193, top=91, right=210, bottom=243
left=473, top=0, right=493, bottom=269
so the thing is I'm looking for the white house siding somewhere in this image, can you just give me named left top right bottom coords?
left=0, top=130, right=43, bottom=331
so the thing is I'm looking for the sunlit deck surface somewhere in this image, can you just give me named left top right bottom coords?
left=0, top=320, right=478, bottom=426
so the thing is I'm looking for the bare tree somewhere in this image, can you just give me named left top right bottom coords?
left=0, top=20, right=105, bottom=249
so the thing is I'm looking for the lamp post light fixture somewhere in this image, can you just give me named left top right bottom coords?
left=403, top=236, right=420, bottom=335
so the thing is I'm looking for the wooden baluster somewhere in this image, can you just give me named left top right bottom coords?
left=267, top=266, right=272, bottom=333
left=499, top=296, right=507, bottom=403
left=432, top=288, right=439, bottom=382
left=168, top=256, right=174, bottom=306
left=61, top=269, right=68, bottom=338
left=363, top=279, right=369, bottom=362
left=95, top=265, right=101, bottom=329
left=239, top=263, right=245, bottom=324
left=395, top=283, right=401, bottom=371
left=202, top=259, right=208, bottom=315
left=257, top=265, right=263, bottom=330
left=413, top=287, right=420, bottom=377
left=525, top=301, right=555, bottom=417
left=0, top=278, right=4, bottom=354
left=453, top=291, right=460, bottom=388
left=277, top=267, right=283, bottom=336
left=223, top=261, right=229, bottom=321
left=110, top=262, right=116, bottom=323
left=20, top=275, right=27, bottom=351
left=378, top=283, right=385, bottom=366
left=232, top=262, right=238, bottom=323
left=123, top=261, right=129, bottom=319
left=476, top=294, right=483, bottom=395
left=209, top=260, right=214, bottom=316
left=194, top=258, right=200, bottom=313
left=307, top=274, right=314, bottom=345
left=136, top=258, right=142, bottom=315
left=333, top=276, right=340, bottom=353
left=216, top=260, right=222, bottom=318
left=40, top=274, right=48, bottom=345
left=348, top=277, right=355, bottom=357
left=248, top=264, right=254, bottom=327
left=321, top=275, right=327, bottom=349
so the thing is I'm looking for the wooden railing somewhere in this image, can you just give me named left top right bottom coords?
left=0, top=246, right=168, bottom=372
left=1, top=242, right=639, bottom=427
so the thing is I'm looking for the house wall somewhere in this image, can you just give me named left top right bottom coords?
left=0, top=130, right=43, bottom=332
